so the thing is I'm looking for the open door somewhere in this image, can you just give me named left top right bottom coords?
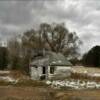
left=40, top=66, right=46, bottom=80
left=42, top=66, right=46, bottom=74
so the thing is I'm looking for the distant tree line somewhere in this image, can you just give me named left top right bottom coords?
left=0, top=47, right=8, bottom=70
left=82, top=46, right=100, bottom=67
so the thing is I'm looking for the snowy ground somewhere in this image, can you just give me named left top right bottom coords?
left=46, top=79, right=100, bottom=89
left=46, top=66, right=100, bottom=90
left=0, top=66, right=100, bottom=90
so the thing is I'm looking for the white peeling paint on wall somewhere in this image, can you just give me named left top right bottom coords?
left=30, top=66, right=72, bottom=80
left=54, top=66, right=72, bottom=77
left=30, top=67, right=40, bottom=80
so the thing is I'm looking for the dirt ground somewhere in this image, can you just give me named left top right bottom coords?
left=0, top=86, right=54, bottom=100
left=56, top=89, right=100, bottom=100
left=0, top=86, right=100, bottom=100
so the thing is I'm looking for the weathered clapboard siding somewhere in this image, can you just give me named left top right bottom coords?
left=30, top=52, right=72, bottom=80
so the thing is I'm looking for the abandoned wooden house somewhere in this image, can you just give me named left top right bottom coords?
left=30, top=52, right=72, bottom=80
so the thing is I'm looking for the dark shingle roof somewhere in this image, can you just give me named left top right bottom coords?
left=49, top=52, right=72, bottom=66
left=31, top=52, right=72, bottom=66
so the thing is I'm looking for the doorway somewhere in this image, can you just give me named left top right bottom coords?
left=40, top=66, right=46, bottom=80
left=42, top=66, right=46, bottom=74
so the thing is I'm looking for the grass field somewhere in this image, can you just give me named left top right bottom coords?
left=0, top=86, right=100, bottom=100
left=0, top=86, right=54, bottom=100
left=1, top=67, right=100, bottom=100
left=72, top=66, right=100, bottom=74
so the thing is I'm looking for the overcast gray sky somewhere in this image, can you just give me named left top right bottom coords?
left=0, top=0, right=100, bottom=54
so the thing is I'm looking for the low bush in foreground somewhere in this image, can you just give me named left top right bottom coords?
left=71, top=72, right=100, bottom=82
left=0, top=79, right=48, bottom=87
left=14, top=79, right=48, bottom=87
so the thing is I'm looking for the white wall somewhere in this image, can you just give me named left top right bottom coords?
left=30, top=66, right=47, bottom=80
left=48, top=66, right=72, bottom=79
left=30, top=67, right=40, bottom=80
left=55, top=66, right=71, bottom=75
left=30, top=66, right=72, bottom=80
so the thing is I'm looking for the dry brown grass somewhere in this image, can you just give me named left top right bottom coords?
left=70, top=72, right=100, bottom=82
left=70, top=66, right=100, bottom=82
left=14, top=79, right=48, bottom=87
left=0, top=86, right=55, bottom=100
left=0, top=79, right=48, bottom=88
left=55, top=89, right=100, bottom=100
left=72, top=66, right=100, bottom=74
left=9, top=70, right=29, bottom=79
left=0, top=86, right=100, bottom=100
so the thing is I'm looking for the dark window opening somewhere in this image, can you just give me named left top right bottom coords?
left=42, top=66, right=46, bottom=74
left=50, top=67, right=55, bottom=74
left=33, top=65, right=37, bottom=68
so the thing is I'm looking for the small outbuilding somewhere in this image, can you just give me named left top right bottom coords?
left=30, top=52, right=72, bottom=80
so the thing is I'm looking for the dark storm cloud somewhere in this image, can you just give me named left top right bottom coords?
left=0, top=1, right=33, bottom=25
left=0, top=0, right=64, bottom=40
left=0, top=0, right=100, bottom=54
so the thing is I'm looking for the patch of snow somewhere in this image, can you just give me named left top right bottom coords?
left=46, top=80, right=100, bottom=90
left=52, top=61, right=56, bottom=64
left=91, top=73, right=100, bottom=77
left=0, top=71, right=10, bottom=74
left=58, top=60, right=62, bottom=63
left=96, top=84, right=100, bottom=88
left=46, top=80, right=51, bottom=85
left=0, top=76, right=18, bottom=83
left=84, top=71, right=87, bottom=74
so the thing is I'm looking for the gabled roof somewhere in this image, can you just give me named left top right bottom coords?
left=49, top=52, right=72, bottom=66
left=30, top=52, right=72, bottom=66
left=30, top=57, right=49, bottom=66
